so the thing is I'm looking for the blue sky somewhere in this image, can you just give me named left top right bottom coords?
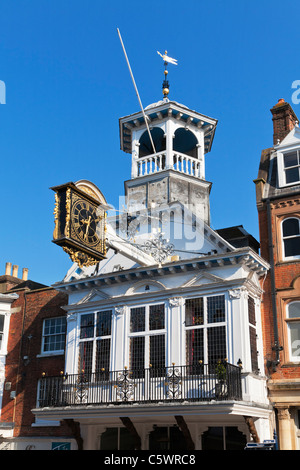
left=1, top=0, right=299, bottom=285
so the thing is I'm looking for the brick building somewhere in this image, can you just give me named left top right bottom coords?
left=254, top=99, right=300, bottom=450
left=0, top=263, right=74, bottom=450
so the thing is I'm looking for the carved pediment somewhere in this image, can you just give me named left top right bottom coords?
left=125, top=280, right=166, bottom=295
left=182, top=272, right=224, bottom=288
left=77, top=288, right=110, bottom=304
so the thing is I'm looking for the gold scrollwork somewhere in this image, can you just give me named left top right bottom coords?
left=53, top=192, right=59, bottom=240
left=64, top=188, right=71, bottom=237
left=63, top=247, right=99, bottom=268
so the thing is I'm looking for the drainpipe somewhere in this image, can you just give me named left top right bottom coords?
left=266, top=199, right=282, bottom=370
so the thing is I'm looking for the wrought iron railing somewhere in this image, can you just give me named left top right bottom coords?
left=38, top=362, right=242, bottom=408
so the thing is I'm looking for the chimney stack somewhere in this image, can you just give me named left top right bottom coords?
left=5, top=262, right=12, bottom=276
left=271, top=99, right=299, bottom=145
left=12, top=265, right=19, bottom=278
left=22, top=268, right=28, bottom=281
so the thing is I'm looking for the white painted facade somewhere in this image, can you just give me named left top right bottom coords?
left=34, top=98, right=274, bottom=450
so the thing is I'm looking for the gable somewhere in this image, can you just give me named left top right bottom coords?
left=182, top=272, right=225, bottom=288
left=77, top=288, right=110, bottom=304
left=126, top=280, right=166, bottom=295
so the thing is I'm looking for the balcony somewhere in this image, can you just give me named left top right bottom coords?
left=133, top=151, right=203, bottom=179
left=38, top=362, right=242, bottom=408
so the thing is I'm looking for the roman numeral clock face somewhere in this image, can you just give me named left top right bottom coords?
left=71, top=197, right=102, bottom=248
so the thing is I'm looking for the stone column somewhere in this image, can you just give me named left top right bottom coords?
left=277, top=407, right=292, bottom=450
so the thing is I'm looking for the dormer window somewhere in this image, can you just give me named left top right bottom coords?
left=283, top=150, right=300, bottom=185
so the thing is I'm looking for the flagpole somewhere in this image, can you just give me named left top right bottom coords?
left=117, top=28, right=156, bottom=155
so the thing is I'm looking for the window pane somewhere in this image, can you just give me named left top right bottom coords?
left=0, top=314, right=4, bottom=333
left=207, top=296, right=225, bottom=323
left=149, top=334, right=165, bottom=370
left=286, top=167, right=300, bottom=184
left=96, top=310, right=112, bottom=336
left=186, top=328, right=204, bottom=365
left=249, top=326, right=259, bottom=372
left=185, top=298, right=203, bottom=326
left=288, top=302, right=300, bottom=319
left=207, top=326, right=226, bottom=364
left=248, top=296, right=256, bottom=325
left=43, top=317, right=66, bottom=352
left=44, top=334, right=65, bottom=352
left=130, top=307, right=145, bottom=332
left=289, top=323, right=300, bottom=358
left=78, top=341, right=93, bottom=375
left=95, top=338, right=111, bottom=373
left=130, top=336, right=145, bottom=370
left=149, top=304, right=165, bottom=330
left=284, top=152, right=298, bottom=168
left=80, top=314, right=94, bottom=339
left=283, top=218, right=300, bottom=237
left=284, top=237, right=300, bottom=257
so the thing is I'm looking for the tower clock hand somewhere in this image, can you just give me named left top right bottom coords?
left=84, top=216, right=92, bottom=240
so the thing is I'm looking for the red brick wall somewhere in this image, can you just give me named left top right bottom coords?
left=1, top=287, right=70, bottom=437
left=258, top=199, right=300, bottom=380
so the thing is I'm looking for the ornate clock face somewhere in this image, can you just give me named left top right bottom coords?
left=71, top=197, right=102, bottom=248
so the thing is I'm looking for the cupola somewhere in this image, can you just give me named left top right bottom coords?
left=118, top=61, right=218, bottom=225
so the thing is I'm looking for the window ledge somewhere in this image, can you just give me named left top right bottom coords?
left=36, top=351, right=64, bottom=358
left=277, top=258, right=300, bottom=266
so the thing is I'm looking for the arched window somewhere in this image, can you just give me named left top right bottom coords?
left=282, top=218, right=300, bottom=259
left=173, top=128, right=198, bottom=159
left=286, top=301, right=300, bottom=362
left=139, top=128, right=166, bottom=158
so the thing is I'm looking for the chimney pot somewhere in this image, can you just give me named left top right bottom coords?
left=22, top=268, right=28, bottom=281
left=12, top=265, right=19, bottom=278
left=5, top=262, right=12, bottom=276
left=271, top=99, right=299, bottom=145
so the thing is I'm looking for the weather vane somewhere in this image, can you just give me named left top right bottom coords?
left=157, top=51, right=178, bottom=98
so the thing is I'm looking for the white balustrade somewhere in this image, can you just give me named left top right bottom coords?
left=134, top=151, right=201, bottom=178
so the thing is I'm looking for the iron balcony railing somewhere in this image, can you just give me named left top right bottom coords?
left=38, top=362, right=242, bottom=408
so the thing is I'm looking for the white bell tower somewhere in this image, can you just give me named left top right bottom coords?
left=119, top=77, right=218, bottom=225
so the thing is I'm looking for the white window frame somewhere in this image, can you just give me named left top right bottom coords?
left=281, top=217, right=300, bottom=261
left=77, top=309, right=113, bottom=374
left=40, top=316, right=67, bottom=356
left=286, top=301, right=300, bottom=363
left=277, top=146, right=300, bottom=188
left=127, top=302, right=166, bottom=370
left=0, top=314, right=5, bottom=352
left=184, top=294, right=227, bottom=365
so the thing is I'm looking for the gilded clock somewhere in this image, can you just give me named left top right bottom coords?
left=51, top=181, right=107, bottom=267
left=71, top=195, right=103, bottom=247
